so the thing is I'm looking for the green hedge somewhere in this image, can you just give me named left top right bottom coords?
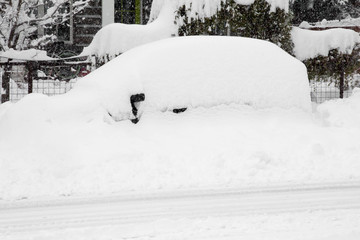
left=175, top=0, right=294, bottom=55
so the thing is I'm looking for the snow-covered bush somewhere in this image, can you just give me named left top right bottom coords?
left=305, top=46, right=360, bottom=94
left=174, top=0, right=294, bottom=54
left=292, top=27, right=360, bottom=97
left=81, top=4, right=176, bottom=65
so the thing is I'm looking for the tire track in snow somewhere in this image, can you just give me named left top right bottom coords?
left=1, top=183, right=360, bottom=233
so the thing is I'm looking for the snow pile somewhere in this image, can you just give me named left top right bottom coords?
left=0, top=101, right=11, bottom=119
left=81, top=4, right=176, bottom=60
left=298, top=21, right=312, bottom=29
left=81, top=36, right=310, bottom=118
left=0, top=48, right=55, bottom=61
left=317, top=88, right=360, bottom=128
left=150, top=0, right=289, bottom=21
left=291, top=27, right=360, bottom=61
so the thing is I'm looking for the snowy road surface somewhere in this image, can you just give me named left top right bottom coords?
left=1, top=182, right=360, bottom=239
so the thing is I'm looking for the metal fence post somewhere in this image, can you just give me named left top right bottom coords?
left=340, top=66, right=345, bottom=99
left=26, top=62, right=33, bottom=94
left=1, top=62, right=10, bottom=103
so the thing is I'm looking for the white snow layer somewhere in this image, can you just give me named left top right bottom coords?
left=78, top=36, right=311, bottom=121
left=0, top=49, right=55, bottom=61
left=317, top=88, right=360, bottom=128
left=299, top=17, right=360, bottom=29
left=292, top=27, right=360, bottom=61
left=149, top=0, right=289, bottom=21
left=81, top=4, right=177, bottom=60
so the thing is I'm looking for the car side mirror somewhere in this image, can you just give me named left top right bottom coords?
left=130, top=93, right=145, bottom=124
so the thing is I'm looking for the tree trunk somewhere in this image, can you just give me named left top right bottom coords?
left=7, top=0, right=23, bottom=49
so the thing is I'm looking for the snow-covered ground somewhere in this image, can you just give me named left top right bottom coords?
left=1, top=184, right=360, bottom=240
left=0, top=89, right=360, bottom=201
left=3, top=210, right=360, bottom=240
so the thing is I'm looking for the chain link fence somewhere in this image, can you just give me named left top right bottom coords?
left=1, top=60, right=359, bottom=104
left=1, top=59, right=92, bottom=103
left=310, top=75, right=360, bottom=104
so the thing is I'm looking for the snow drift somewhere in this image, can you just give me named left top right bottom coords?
left=317, top=88, right=360, bottom=128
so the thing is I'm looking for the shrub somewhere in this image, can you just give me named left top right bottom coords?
left=175, top=0, right=294, bottom=55
left=304, top=44, right=360, bottom=97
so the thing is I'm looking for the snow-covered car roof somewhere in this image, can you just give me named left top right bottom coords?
left=74, top=36, right=311, bottom=123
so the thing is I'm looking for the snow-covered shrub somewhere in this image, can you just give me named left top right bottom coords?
left=175, top=0, right=294, bottom=54
left=81, top=4, right=176, bottom=65
left=305, top=46, right=360, bottom=95
left=292, top=27, right=360, bottom=97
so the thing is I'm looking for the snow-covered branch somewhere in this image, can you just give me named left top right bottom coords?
left=0, top=0, right=90, bottom=50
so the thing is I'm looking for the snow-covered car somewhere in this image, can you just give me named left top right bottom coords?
left=75, top=36, right=311, bottom=123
